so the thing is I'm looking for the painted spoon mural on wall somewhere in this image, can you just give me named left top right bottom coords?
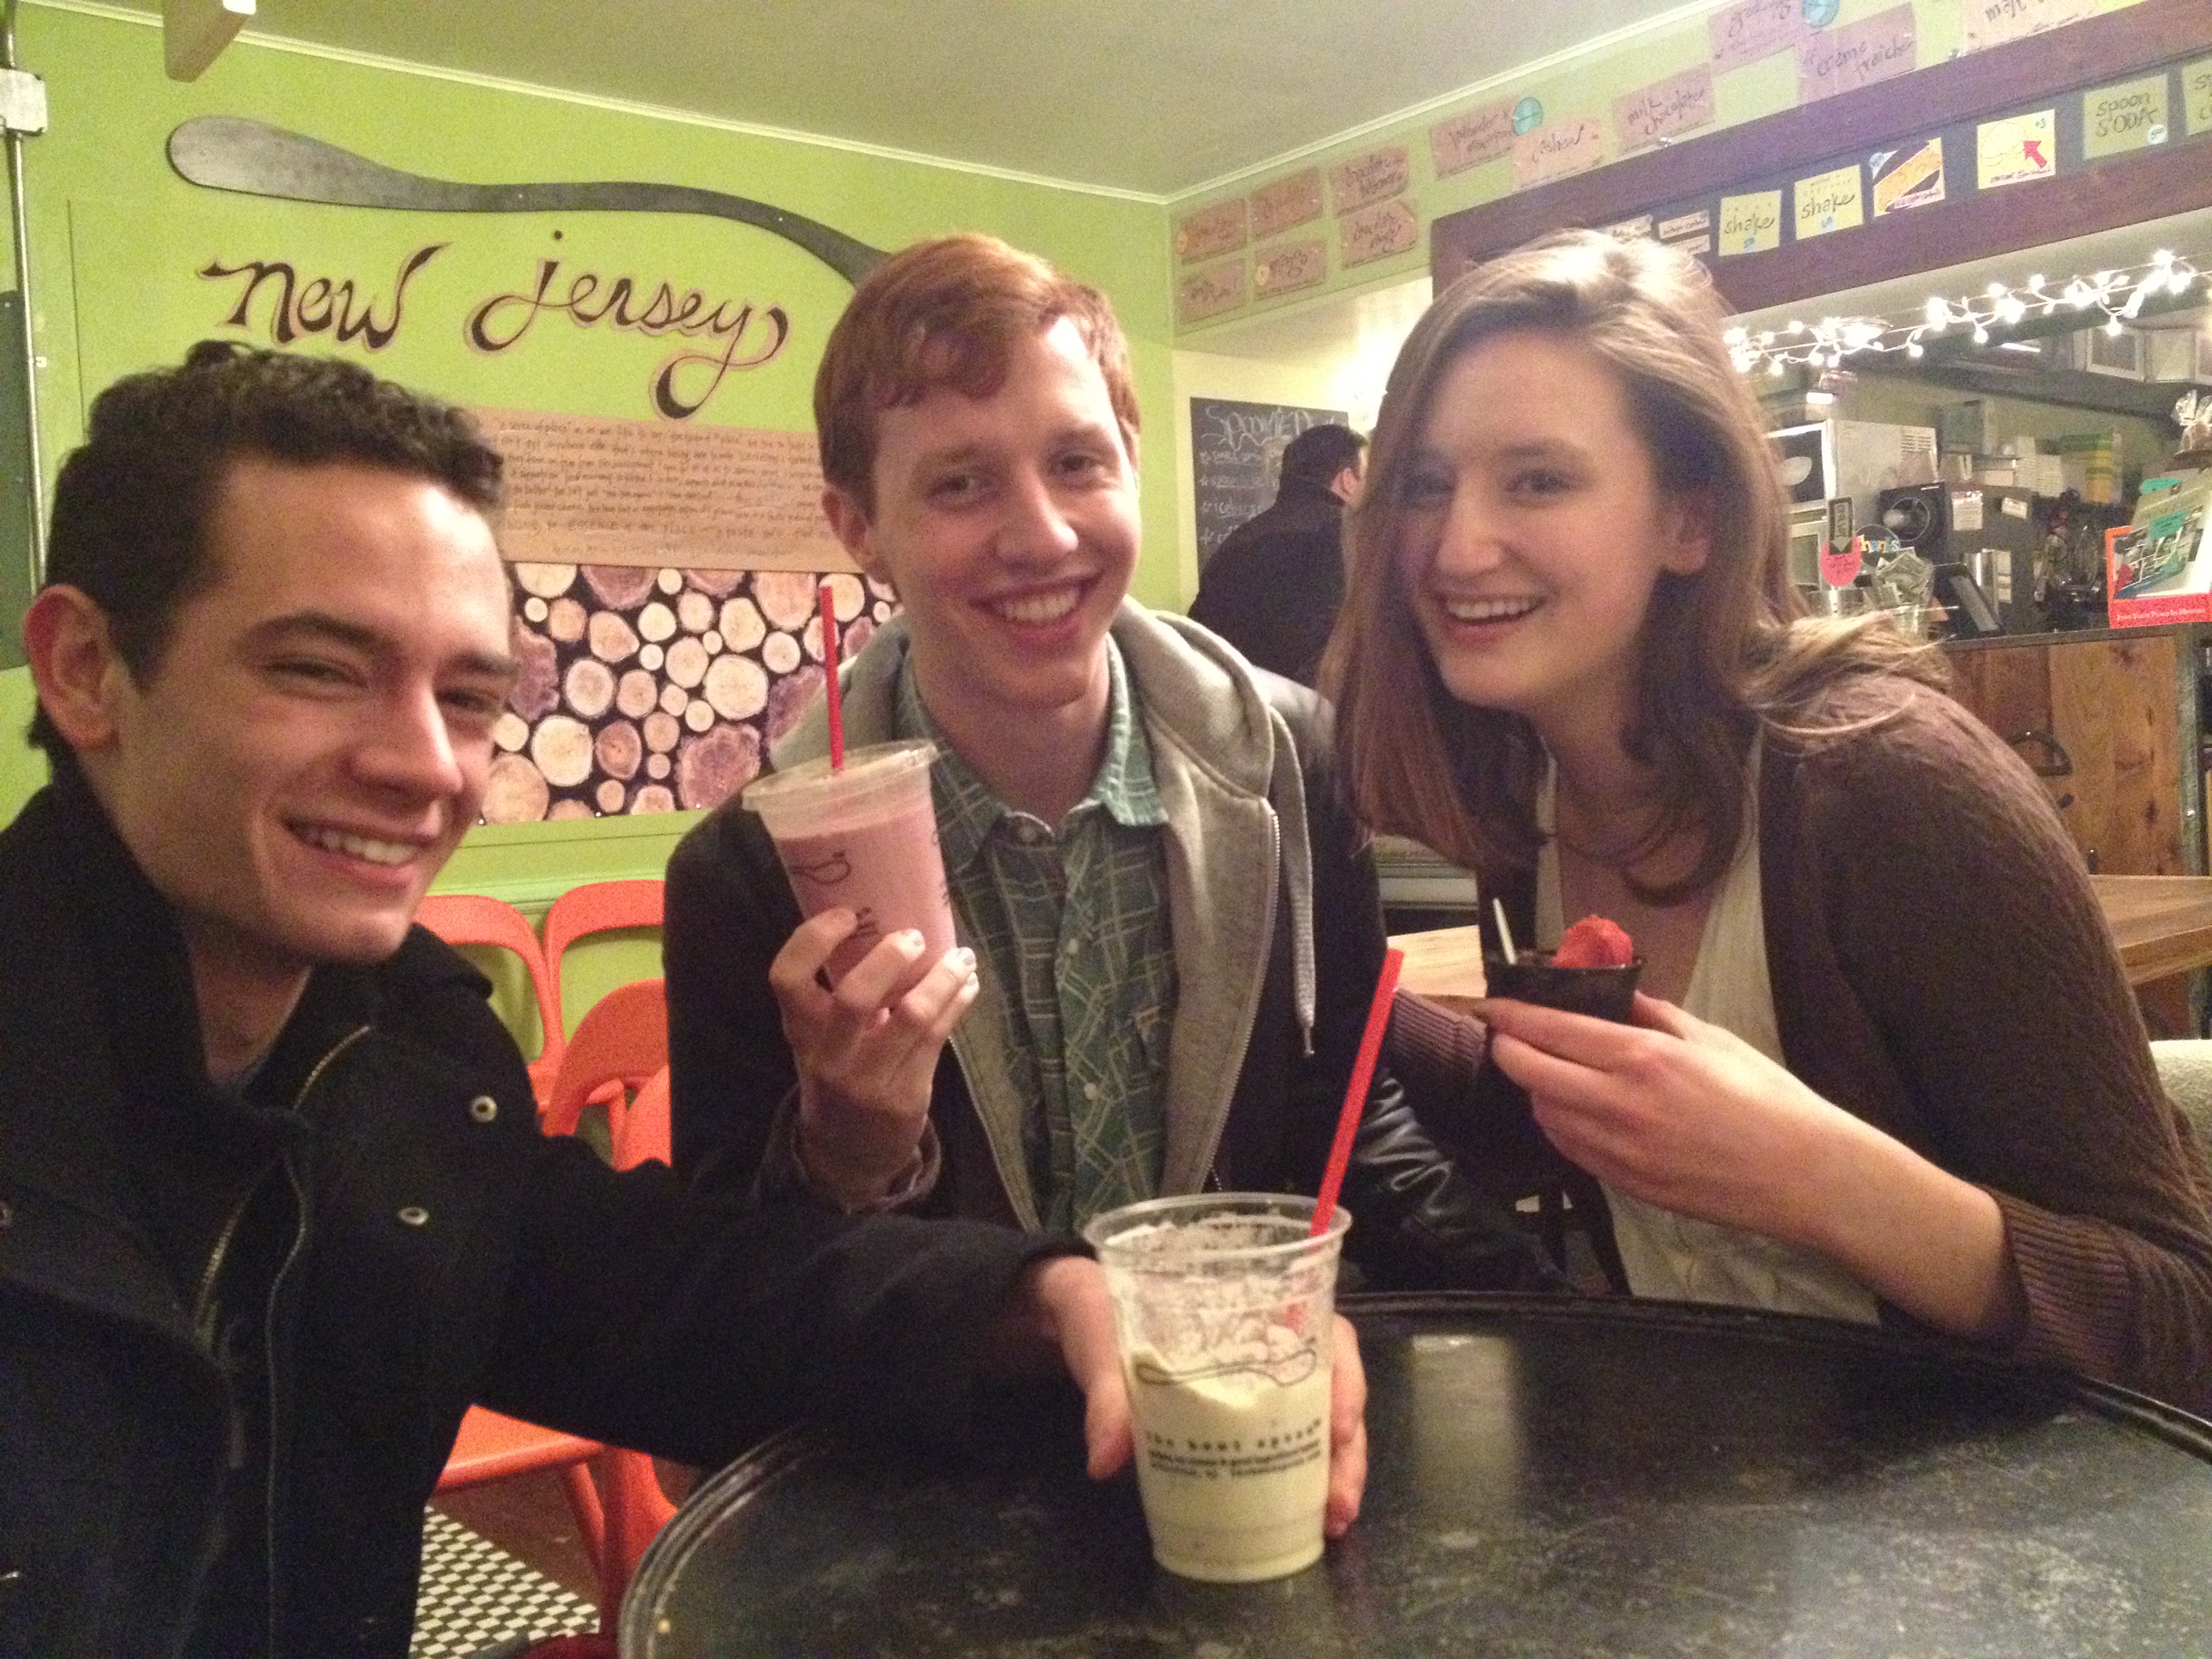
left=167, top=116, right=888, bottom=285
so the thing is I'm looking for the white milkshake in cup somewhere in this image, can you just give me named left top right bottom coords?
left=1082, top=1193, right=1350, bottom=1583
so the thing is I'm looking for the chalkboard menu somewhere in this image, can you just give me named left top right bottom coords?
left=1191, top=398, right=1348, bottom=566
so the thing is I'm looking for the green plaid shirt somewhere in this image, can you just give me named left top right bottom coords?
left=897, top=644, right=1176, bottom=1231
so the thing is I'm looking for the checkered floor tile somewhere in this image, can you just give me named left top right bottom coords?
left=411, top=1508, right=598, bottom=1659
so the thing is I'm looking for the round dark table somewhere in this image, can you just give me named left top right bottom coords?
left=621, top=1293, right=2212, bottom=1656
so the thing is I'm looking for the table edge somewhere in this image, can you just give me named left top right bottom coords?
left=620, top=1290, right=2212, bottom=1652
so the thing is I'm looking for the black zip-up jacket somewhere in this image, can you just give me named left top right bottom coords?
left=665, top=611, right=1553, bottom=1294
left=0, top=776, right=1069, bottom=1658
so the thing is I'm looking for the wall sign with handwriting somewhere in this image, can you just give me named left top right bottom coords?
left=1429, top=98, right=1519, bottom=179
left=1174, top=199, right=1248, bottom=266
left=1615, top=64, right=1716, bottom=153
left=1977, top=109, right=2056, bottom=188
left=1253, top=241, right=1328, bottom=296
left=1250, top=170, right=1323, bottom=240
left=1869, top=138, right=1945, bottom=214
left=1330, top=147, right=1411, bottom=216
left=1177, top=260, right=1247, bottom=325
left=1793, top=163, right=1864, bottom=238
left=2190, top=58, right=2212, bottom=137
left=1340, top=199, right=1420, bottom=268
left=1718, top=190, right=1783, bottom=255
left=1961, top=0, right=2098, bottom=55
left=1513, top=115, right=1606, bottom=191
left=1797, top=4, right=1914, bottom=104
left=1658, top=207, right=1713, bottom=257
left=1708, top=0, right=1811, bottom=73
left=2083, top=75, right=2170, bottom=159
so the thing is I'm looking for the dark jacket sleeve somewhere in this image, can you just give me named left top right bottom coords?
left=663, top=802, right=808, bottom=1190
left=1272, top=682, right=1561, bottom=1292
left=1774, top=680, right=2212, bottom=1411
left=480, top=1143, right=1075, bottom=1465
left=395, top=940, right=1078, bottom=1463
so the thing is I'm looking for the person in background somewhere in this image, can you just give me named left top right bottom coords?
left=1326, top=227, right=2212, bottom=1412
left=665, top=234, right=1553, bottom=1327
left=1189, top=422, right=1368, bottom=686
left=0, top=342, right=1143, bottom=1659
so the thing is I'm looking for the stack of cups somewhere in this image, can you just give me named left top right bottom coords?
left=1083, top=1194, right=1349, bottom=1583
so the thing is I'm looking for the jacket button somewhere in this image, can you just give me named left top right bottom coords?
left=468, top=1094, right=498, bottom=1123
left=397, top=1206, right=430, bottom=1227
left=0, top=1199, right=13, bottom=1229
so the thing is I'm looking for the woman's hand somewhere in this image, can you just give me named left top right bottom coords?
left=1479, top=991, right=1851, bottom=1243
left=1477, top=991, right=2025, bottom=1342
left=771, top=908, right=978, bottom=1207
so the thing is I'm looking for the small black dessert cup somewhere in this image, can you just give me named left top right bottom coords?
left=1483, top=953, right=1644, bottom=1023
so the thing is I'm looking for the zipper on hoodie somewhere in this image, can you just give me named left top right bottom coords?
left=262, top=1021, right=370, bottom=1654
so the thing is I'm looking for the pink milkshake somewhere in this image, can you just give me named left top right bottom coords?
left=743, top=741, right=956, bottom=991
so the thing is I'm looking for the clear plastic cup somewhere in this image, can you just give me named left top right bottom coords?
left=741, top=739, right=956, bottom=991
left=1082, top=1193, right=1350, bottom=1583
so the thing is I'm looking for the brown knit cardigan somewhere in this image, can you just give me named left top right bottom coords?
left=1391, top=672, right=2212, bottom=1415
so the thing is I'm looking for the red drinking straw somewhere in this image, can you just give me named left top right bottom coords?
left=819, top=579, right=845, bottom=772
left=1311, top=946, right=1404, bottom=1237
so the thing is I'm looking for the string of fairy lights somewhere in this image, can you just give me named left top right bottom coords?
left=1723, top=249, right=2205, bottom=379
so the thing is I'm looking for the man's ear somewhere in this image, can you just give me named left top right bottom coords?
left=1660, top=489, right=1714, bottom=576
left=22, top=585, right=131, bottom=754
left=1330, top=464, right=1364, bottom=507
left=821, top=486, right=884, bottom=582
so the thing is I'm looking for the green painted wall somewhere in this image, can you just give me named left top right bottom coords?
left=0, top=0, right=1176, bottom=876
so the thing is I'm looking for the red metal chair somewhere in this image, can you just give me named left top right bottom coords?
left=416, top=892, right=566, bottom=1112
left=541, top=880, right=665, bottom=1042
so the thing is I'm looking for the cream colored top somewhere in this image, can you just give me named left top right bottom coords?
left=1537, top=742, right=1879, bottom=1324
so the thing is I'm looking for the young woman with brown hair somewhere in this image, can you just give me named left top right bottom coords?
left=1326, top=228, right=2212, bottom=1410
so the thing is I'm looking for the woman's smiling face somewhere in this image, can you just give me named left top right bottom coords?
left=1393, top=328, right=1710, bottom=749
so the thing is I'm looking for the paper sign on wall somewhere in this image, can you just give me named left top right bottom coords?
left=1793, top=163, right=1864, bottom=239
left=1797, top=5, right=1915, bottom=104
left=1614, top=64, right=1715, bottom=152
left=1658, top=207, right=1713, bottom=257
left=1250, top=170, right=1323, bottom=239
left=2190, top=58, right=2212, bottom=136
left=1339, top=199, right=1420, bottom=268
left=2084, top=75, right=2169, bottom=158
left=1869, top=138, right=1946, bottom=214
left=1977, top=110, right=2056, bottom=188
left=1961, top=0, right=2097, bottom=54
left=1330, top=148, right=1410, bottom=215
left=1252, top=240, right=1327, bottom=295
left=1177, top=260, right=1246, bottom=325
left=1718, top=190, right=1783, bottom=255
left=1708, top=0, right=1811, bottom=72
left=1175, top=200, right=1247, bottom=265
left=1429, top=98, right=1519, bottom=178
left=1511, top=115, right=1606, bottom=190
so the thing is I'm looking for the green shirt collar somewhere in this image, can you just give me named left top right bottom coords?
left=895, top=636, right=1166, bottom=872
